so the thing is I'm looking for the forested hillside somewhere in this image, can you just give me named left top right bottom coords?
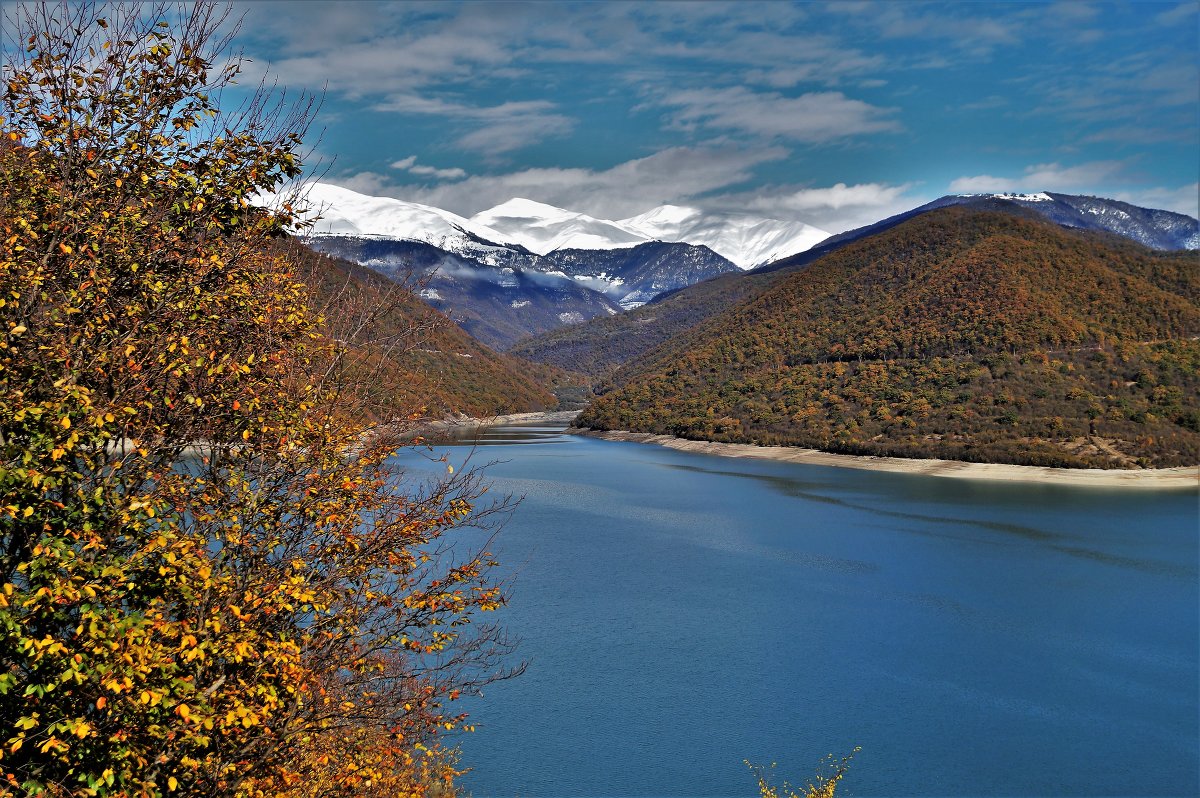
left=282, top=239, right=559, bottom=418
left=578, top=208, right=1200, bottom=468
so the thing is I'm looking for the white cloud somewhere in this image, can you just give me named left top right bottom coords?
left=324, top=144, right=788, bottom=220
left=1112, top=184, right=1199, bottom=219
left=948, top=161, right=1128, bottom=194
left=409, top=164, right=467, bottom=180
left=658, top=86, right=899, bottom=143
left=372, top=97, right=575, bottom=154
left=387, top=155, right=468, bottom=182
left=704, top=181, right=927, bottom=234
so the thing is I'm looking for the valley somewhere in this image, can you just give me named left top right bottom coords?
left=297, top=184, right=1199, bottom=474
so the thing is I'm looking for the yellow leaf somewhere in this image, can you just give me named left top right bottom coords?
left=61, top=416, right=71, bottom=429
left=168, top=776, right=178, bottom=791
left=177, top=703, right=191, bottom=721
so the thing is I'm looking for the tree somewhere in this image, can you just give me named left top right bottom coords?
left=1, top=3, right=515, bottom=794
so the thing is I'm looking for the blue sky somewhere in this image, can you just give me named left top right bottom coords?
left=232, top=0, right=1199, bottom=232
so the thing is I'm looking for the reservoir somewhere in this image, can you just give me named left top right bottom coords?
left=393, top=420, right=1199, bottom=797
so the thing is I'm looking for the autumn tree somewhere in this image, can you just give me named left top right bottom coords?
left=1, top=2, right=515, bottom=795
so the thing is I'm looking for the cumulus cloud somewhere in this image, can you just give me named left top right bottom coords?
left=659, top=87, right=899, bottom=143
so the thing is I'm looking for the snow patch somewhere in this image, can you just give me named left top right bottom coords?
left=557, top=311, right=585, bottom=324
left=959, top=192, right=1053, bottom=202
left=619, top=205, right=829, bottom=269
left=510, top=300, right=530, bottom=308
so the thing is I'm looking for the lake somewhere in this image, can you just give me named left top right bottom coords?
left=393, top=420, right=1199, bottom=798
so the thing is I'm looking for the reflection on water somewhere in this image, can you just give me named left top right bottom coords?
left=393, top=420, right=1199, bottom=798
left=659, top=460, right=1195, bottom=578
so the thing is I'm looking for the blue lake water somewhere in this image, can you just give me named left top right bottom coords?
left=393, top=421, right=1199, bottom=798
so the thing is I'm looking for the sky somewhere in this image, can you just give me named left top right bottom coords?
left=227, top=0, right=1200, bottom=233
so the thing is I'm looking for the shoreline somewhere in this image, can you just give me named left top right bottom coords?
left=569, top=427, right=1199, bottom=489
left=417, top=409, right=582, bottom=436
left=430, top=409, right=582, bottom=430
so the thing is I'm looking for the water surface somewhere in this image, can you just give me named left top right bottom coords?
left=394, top=422, right=1199, bottom=797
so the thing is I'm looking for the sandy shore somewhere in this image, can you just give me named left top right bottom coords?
left=571, top=428, right=1199, bottom=489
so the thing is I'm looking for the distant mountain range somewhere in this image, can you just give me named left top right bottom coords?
left=299, top=183, right=788, bottom=346
left=515, top=191, right=1199, bottom=372
left=296, top=183, right=1198, bottom=352
left=287, top=183, right=1200, bottom=469
left=301, top=182, right=831, bottom=269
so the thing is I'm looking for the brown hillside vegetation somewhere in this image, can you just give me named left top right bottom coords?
left=579, top=208, right=1200, bottom=468
left=280, top=238, right=559, bottom=420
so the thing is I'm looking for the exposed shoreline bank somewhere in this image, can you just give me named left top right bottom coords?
left=569, top=427, right=1199, bottom=489
left=418, top=410, right=582, bottom=436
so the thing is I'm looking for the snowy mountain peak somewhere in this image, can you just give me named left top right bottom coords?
left=471, top=199, right=648, bottom=255
left=620, top=205, right=830, bottom=269
left=959, top=191, right=1054, bottom=202
left=621, top=204, right=704, bottom=229
left=299, top=181, right=831, bottom=269
left=477, top=197, right=580, bottom=220
left=297, top=182, right=521, bottom=254
left=933, top=191, right=1198, bottom=251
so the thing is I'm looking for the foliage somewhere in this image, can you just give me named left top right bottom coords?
left=580, top=209, right=1200, bottom=468
left=1, top=3, right=515, bottom=795
left=747, top=748, right=859, bottom=798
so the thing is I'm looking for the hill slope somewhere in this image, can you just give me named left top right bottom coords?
left=515, top=193, right=1198, bottom=376
left=281, top=239, right=558, bottom=419
left=577, top=208, right=1200, bottom=468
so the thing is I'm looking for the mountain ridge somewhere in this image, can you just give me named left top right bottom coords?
left=296, top=181, right=832, bottom=269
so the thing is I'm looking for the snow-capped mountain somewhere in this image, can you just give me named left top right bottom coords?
left=533, top=241, right=738, bottom=309
left=471, top=198, right=832, bottom=269
left=935, top=192, right=1199, bottom=250
left=295, top=183, right=749, bottom=316
left=618, top=205, right=831, bottom=269
left=300, top=235, right=623, bottom=349
left=470, top=198, right=648, bottom=254
left=299, top=182, right=526, bottom=263
left=297, top=183, right=830, bottom=270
